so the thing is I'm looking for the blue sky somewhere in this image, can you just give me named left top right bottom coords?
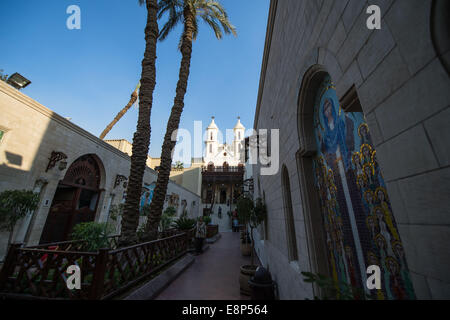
left=0, top=0, right=269, bottom=160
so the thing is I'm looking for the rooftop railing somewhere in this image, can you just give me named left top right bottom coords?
left=202, top=166, right=244, bottom=174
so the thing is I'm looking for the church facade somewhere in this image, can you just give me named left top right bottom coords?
left=201, top=117, right=246, bottom=231
left=252, top=0, right=450, bottom=299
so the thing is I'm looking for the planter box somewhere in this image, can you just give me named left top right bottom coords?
left=206, top=225, right=218, bottom=238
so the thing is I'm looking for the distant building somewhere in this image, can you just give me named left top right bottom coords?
left=105, top=139, right=162, bottom=170
left=201, top=117, right=246, bottom=231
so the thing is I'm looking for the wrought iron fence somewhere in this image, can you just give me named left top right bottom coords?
left=0, top=233, right=188, bottom=300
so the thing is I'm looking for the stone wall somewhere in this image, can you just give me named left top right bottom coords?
left=0, top=80, right=200, bottom=260
left=253, top=0, right=450, bottom=299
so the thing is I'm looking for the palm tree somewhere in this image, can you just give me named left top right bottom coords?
left=144, top=0, right=236, bottom=239
left=119, top=0, right=159, bottom=246
left=99, top=82, right=140, bottom=140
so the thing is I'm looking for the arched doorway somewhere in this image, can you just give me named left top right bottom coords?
left=297, top=67, right=415, bottom=299
left=40, top=154, right=103, bottom=244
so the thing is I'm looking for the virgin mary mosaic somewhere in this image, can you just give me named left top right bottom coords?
left=312, top=75, right=415, bottom=300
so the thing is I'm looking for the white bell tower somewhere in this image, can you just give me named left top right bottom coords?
left=205, top=116, right=219, bottom=162
left=233, top=117, right=245, bottom=163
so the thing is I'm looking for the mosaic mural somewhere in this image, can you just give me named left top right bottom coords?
left=312, top=75, right=415, bottom=300
left=140, top=182, right=156, bottom=208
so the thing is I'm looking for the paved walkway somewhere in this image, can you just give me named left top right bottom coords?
left=155, top=231, right=253, bottom=300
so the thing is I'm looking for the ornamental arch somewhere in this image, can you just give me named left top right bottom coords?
left=296, top=65, right=415, bottom=299
left=40, top=154, right=105, bottom=244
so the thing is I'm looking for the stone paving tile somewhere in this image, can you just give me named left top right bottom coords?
left=155, top=231, right=253, bottom=300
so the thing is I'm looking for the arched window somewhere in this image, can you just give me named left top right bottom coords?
left=211, top=132, right=213, bottom=140
left=238, top=131, right=241, bottom=140
left=281, top=165, right=298, bottom=261
left=209, top=144, right=212, bottom=154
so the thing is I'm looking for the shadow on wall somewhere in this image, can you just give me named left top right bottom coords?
left=0, top=83, right=111, bottom=260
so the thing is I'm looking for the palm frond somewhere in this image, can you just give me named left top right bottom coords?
left=197, top=0, right=237, bottom=39
left=157, top=0, right=236, bottom=44
left=158, top=0, right=184, bottom=41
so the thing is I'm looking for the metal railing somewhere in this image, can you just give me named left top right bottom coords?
left=0, top=232, right=190, bottom=300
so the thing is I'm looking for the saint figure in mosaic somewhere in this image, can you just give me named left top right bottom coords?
left=311, top=75, right=415, bottom=300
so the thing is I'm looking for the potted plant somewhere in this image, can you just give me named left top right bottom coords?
left=202, top=215, right=212, bottom=225
left=0, top=190, right=40, bottom=248
left=237, top=196, right=253, bottom=257
left=173, top=216, right=196, bottom=231
left=173, top=216, right=197, bottom=249
left=237, top=196, right=267, bottom=296
left=247, top=198, right=269, bottom=298
left=201, top=215, right=218, bottom=238
left=240, top=231, right=252, bottom=256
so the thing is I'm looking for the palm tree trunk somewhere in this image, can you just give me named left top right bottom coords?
left=7, top=227, right=14, bottom=249
left=119, top=0, right=158, bottom=246
left=144, top=9, right=195, bottom=240
left=99, top=83, right=140, bottom=140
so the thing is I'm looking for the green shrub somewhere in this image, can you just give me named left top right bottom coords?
left=160, top=206, right=177, bottom=231
left=136, top=224, right=146, bottom=240
left=163, top=206, right=177, bottom=216
left=173, top=217, right=196, bottom=230
left=201, top=215, right=212, bottom=225
left=71, top=222, right=113, bottom=252
left=237, top=196, right=254, bottom=225
left=0, top=189, right=40, bottom=247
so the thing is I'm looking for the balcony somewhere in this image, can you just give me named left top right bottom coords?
left=201, top=166, right=244, bottom=183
